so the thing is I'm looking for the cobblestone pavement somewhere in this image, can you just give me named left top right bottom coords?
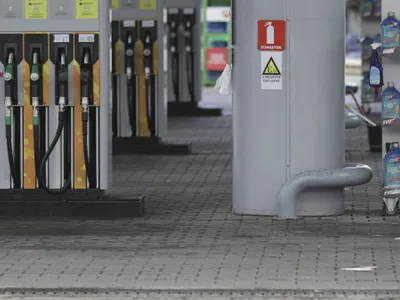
left=0, top=94, right=399, bottom=299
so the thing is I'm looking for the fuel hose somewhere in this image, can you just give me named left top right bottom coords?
left=81, top=51, right=93, bottom=185
left=125, top=37, right=136, bottom=135
left=37, top=53, right=71, bottom=193
left=186, top=50, right=195, bottom=102
left=4, top=53, right=20, bottom=187
left=144, top=33, right=154, bottom=134
left=30, top=52, right=43, bottom=188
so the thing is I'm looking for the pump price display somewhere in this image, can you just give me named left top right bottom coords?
left=25, top=0, right=48, bottom=20
left=140, top=0, right=157, bottom=10
left=257, top=20, right=286, bottom=51
left=76, top=0, right=98, bottom=19
left=112, top=0, right=119, bottom=9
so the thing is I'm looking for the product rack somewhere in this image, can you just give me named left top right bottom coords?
left=360, top=0, right=382, bottom=152
left=379, top=0, right=400, bottom=214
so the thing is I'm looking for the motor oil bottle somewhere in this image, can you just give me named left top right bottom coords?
left=361, top=0, right=373, bottom=17
left=383, top=142, right=400, bottom=189
left=382, top=82, right=400, bottom=119
left=382, top=11, right=400, bottom=48
left=369, top=49, right=383, bottom=87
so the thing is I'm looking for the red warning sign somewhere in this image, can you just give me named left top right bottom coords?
left=206, top=48, right=227, bottom=71
left=257, top=20, right=286, bottom=51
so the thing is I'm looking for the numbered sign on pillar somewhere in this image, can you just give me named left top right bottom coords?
left=257, top=20, right=286, bottom=51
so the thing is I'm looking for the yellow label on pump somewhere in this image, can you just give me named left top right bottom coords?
left=76, top=0, right=98, bottom=19
left=112, top=0, right=119, bottom=9
left=25, top=0, right=48, bottom=20
left=139, top=0, right=157, bottom=10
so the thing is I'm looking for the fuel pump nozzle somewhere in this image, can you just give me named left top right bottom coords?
left=143, top=32, right=155, bottom=135
left=38, top=49, right=71, bottom=193
left=58, top=51, right=68, bottom=110
left=167, top=14, right=180, bottom=102
left=125, top=33, right=137, bottom=135
left=125, top=34, right=134, bottom=80
left=81, top=51, right=91, bottom=113
left=30, top=50, right=44, bottom=188
left=182, top=10, right=196, bottom=103
left=143, top=33, right=152, bottom=80
left=4, top=52, right=15, bottom=114
left=80, top=50, right=92, bottom=184
left=30, top=51, right=40, bottom=126
left=4, top=51, right=20, bottom=187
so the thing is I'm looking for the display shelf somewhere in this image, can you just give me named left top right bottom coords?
left=381, top=0, right=400, bottom=215
left=360, top=1, right=382, bottom=114
left=202, top=0, right=231, bottom=86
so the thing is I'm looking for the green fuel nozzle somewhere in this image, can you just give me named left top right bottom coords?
left=4, top=52, right=14, bottom=82
left=30, top=51, right=40, bottom=82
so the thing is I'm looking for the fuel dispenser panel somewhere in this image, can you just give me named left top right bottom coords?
left=0, top=0, right=111, bottom=193
left=165, top=1, right=222, bottom=117
left=0, top=0, right=147, bottom=218
left=111, top=0, right=191, bottom=155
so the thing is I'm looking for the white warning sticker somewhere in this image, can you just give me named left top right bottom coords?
left=261, top=51, right=283, bottom=90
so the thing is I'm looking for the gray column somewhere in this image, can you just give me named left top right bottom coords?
left=232, top=0, right=346, bottom=216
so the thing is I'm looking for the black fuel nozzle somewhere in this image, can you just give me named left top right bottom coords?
left=80, top=50, right=92, bottom=112
left=167, top=13, right=179, bottom=54
left=57, top=51, right=68, bottom=110
left=30, top=50, right=41, bottom=127
left=182, top=10, right=195, bottom=53
left=125, top=34, right=134, bottom=79
left=143, top=32, right=153, bottom=79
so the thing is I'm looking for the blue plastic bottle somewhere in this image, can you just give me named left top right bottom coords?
left=369, top=50, right=383, bottom=87
left=373, top=0, right=381, bottom=17
left=382, top=12, right=400, bottom=48
left=361, top=0, right=373, bottom=17
left=382, top=82, right=400, bottom=119
left=383, top=142, right=400, bottom=189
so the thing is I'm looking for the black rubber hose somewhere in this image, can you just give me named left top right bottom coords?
left=145, top=78, right=153, bottom=135
left=171, top=52, right=180, bottom=102
left=126, top=78, right=136, bottom=135
left=149, top=75, right=156, bottom=137
left=186, top=51, right=195, bottom=103
left=33, top=123, right=42, bottom=187
left=82, top=111, right=91, bottom=184
left=37, top=110, right=71, bottom=194
left=5, top=124, right=20, bottom=187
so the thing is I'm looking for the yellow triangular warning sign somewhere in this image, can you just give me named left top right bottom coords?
left=262, top=57, right=281, bottom=75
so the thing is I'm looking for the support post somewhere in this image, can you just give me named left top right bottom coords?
left=232, top=0, right=362, bottom=216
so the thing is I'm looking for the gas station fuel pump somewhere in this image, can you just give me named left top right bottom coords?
left=0, top=0, right=143, bottom=217
left=111, top=0, right=191, bottom=155
left=165, top=1, right=222, bottom=117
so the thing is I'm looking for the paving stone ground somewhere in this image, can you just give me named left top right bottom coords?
left=0, top=91, right=399, bottom=299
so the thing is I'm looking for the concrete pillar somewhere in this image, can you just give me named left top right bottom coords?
left=232, top=0, right=346, bottom=216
